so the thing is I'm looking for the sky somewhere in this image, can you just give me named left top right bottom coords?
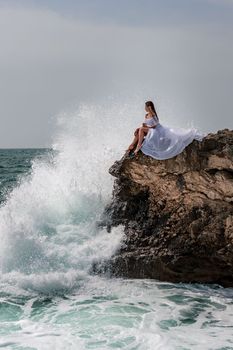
left=0, top=0, right=232, bottom=148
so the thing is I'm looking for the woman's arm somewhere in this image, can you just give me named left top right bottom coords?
left=149, top=119, right=158, bottom=128
left=142, top=123, right=157, bottom=128
left=143, top=122, right=157, bottom=128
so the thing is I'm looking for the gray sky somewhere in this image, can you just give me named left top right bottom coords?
left=0, top=0, right=232, bottom=148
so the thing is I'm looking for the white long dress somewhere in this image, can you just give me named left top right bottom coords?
left=140, top=115, right=207, bottom=160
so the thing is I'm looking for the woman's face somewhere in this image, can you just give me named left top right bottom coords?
left=145, top=104, right=149, bottom=112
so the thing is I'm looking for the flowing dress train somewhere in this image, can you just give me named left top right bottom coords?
left=140, top=115, right=207, bottom=160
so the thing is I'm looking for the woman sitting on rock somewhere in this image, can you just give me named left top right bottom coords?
left=125, top=100, right=206, bottom=160
left=126, top=101, right=159, bottom=156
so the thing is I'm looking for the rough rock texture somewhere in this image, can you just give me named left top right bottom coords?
left=95, top=129, right=233, bottom=287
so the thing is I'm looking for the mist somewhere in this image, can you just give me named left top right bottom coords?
left=0, top=1, right=232, bottom=147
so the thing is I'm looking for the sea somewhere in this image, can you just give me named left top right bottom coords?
left=0, top=105, right=233, bottom=350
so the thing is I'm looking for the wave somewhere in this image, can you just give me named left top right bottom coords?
left=0, top=101, right=135, bottom=294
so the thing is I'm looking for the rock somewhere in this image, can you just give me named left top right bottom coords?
left=93, top=129, right=233, bottom=287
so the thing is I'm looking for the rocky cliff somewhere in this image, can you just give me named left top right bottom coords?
left=94, top=129, right=233, bottom=287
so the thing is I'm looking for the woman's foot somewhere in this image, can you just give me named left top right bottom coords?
left=134, top=144, right=142, bottom=155
left=125, top=144, right=135, bottom=154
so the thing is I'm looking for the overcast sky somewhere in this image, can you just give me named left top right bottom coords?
left=0, top=0, right=232, bottom=148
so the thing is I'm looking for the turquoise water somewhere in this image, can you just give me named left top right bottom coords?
left=0, top=107, right=233, bottom=349
left=0, top=149, right=48, bottom=205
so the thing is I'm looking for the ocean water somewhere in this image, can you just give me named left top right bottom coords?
left=0, top=104, right=233, bottom=350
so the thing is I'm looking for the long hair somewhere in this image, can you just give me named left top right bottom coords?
left=145, top=100, right=158, bottom=119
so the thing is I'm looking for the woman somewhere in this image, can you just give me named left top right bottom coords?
left=126, top=100, right=206, bottom=159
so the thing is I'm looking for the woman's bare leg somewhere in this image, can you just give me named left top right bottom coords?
left=128, top=134, right=138, bottom=149
left=125, top=129, right=139, bottom=153
left=134, top=127, right=148, bottom=153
